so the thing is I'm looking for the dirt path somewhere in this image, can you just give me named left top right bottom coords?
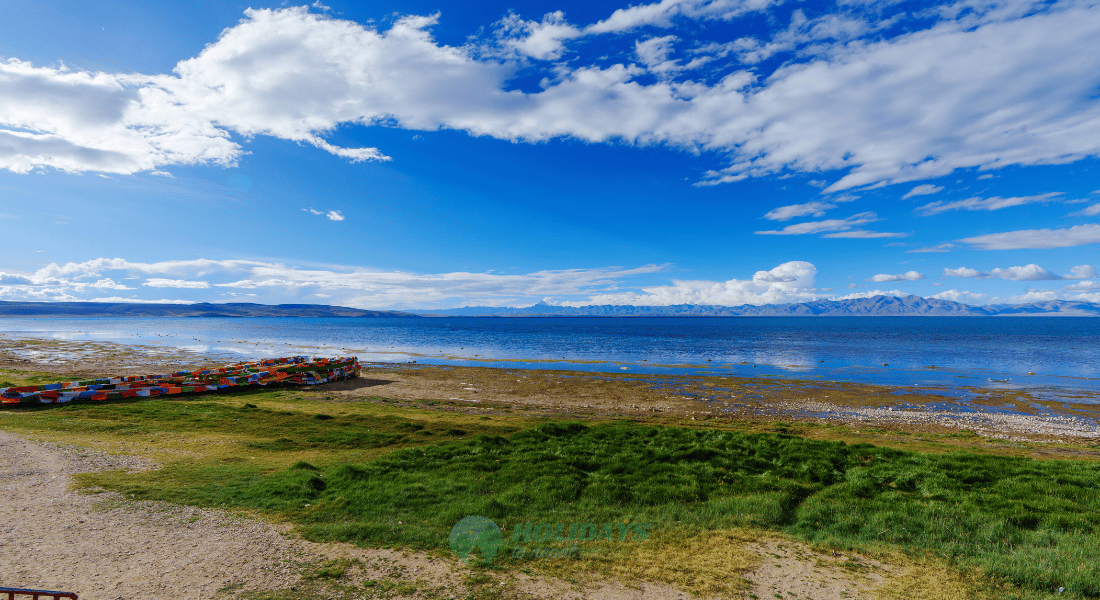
left=0, top=430, right=326, bottom=599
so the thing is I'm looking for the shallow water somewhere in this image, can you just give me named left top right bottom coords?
left=2, top=316, right=1099, bottom=399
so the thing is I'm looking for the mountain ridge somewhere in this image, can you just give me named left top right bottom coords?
left=0, top=301, right=417, bottom=318
left=3, top=295, right=1099, bottom=317
left=413, top=295, right=1100, bottom=317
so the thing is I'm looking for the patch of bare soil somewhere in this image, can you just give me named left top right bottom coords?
left=0, top=430, right=467, bottom=600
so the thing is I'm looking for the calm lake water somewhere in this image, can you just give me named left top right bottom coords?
left=2, top=316, right=1099, bottom=396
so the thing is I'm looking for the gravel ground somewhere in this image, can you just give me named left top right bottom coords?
left=0, top=430, right=318, bottom=599
left=766, top=399, right=1100, bottom=442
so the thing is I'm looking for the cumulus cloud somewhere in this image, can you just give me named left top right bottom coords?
left=866, top=271, right=924, bottom=282
left=557, top=260, right=821, bottom=306
left=930, top=289, right=990, bottom=303
left=915, top=192, right=1062, bottom=216
left=829, top=289, right=905, bottom=300
left=1068, top=265, right=1099, bottom=279
left=942, top=264, right=1079, bottom=280
left=1062, top=280, right=1100, bottom=291
left=585, top=0, right=780, bottom=34
left=2, top=2, right=1100, bottom=194
left=960, top=224, right=1100, bottom=250
left=902, top=184, right=944, bottom=199
left=0, top=272, right=35, bottom=285
left=1006, top=290, right=1059, bottom=303
left=990, top=265, right=1061, bottom=281
left=943, top=266, right=988, bottom=278
left=762, top=201, right=837, bottom=221
left=494, top=11, right=582, bottom=60
left=143, top=279, right=211, bottom=288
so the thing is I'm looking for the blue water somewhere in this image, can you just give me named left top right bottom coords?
left=2, top=316, right=1099, bottom=396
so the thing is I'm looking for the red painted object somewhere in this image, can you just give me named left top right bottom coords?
left=0, top=587, right=78, bottom=599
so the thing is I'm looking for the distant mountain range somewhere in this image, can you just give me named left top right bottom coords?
left=414, top=295, right=1100, bottom=317
left=0, top=301, right=416, bottom=318
left=3, top=295, right=1099, bottom=318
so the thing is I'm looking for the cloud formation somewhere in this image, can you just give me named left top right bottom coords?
left=755, top=212, right=878, bottom=235
left=0, top=257, right=669, bottom=309
left=557, top=260, right=821, bottom=306
left=941, top=264, right=1095, bottom=280
left=902, top=184, right=943, bottom=199
left=960, top=224, right=1100, bottom=250
left=2, top=2, right=1099, bottom=193
left=762, top=201, right=836, bottom=221
left=915, top=192, right=1063, bottom=216
left=866, top=271, right=924, bottom=282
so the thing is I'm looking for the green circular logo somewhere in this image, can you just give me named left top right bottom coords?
left=449, top=516, right=503, bottom=564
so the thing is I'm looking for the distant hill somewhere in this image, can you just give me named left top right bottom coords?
left=414, top=295, right=1100, bottom=317
left=0, top=301, right=418, bottom=318
left=6, top=295, right=1097, bottom=318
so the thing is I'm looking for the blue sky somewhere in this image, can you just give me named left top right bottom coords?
left=1, top=0, right=1099, bottom=309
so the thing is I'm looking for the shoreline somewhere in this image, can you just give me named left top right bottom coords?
left=3, top=335, right=1099, bottom=445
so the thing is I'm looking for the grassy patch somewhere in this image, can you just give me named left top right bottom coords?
left=4, top=375, right=1100, bottom=599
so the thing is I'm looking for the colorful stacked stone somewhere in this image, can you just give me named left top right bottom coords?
left=0, top=356, right=360, bottom=404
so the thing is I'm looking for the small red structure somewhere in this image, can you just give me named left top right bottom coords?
left=0, top=588, right=78, bottom=600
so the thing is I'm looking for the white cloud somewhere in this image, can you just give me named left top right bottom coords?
left=326, top=210, right=345, bottom=221
left=902, top=184, right=944, bottom=199
left=943, top=266, right=988, bottom=278
left=0, top=272, right=35, bottom=285
left=762, top=201, right=836, bottom=221
left=1070, top=203, right=1100, bottom=217
left=1006, top=290, right=1059, bottom=303
left=585, top=0, right=779, bottom=34
left=829, top=289, right=904, bottom=300
left=755, top=211, right=877, bottom=235
left=558, top=260, right=820, bottom=306
left=908, top=243, right=954, bottom=253
left=494, top=11, right=582, bottom=60
left=88, top=296, right=197, bottom=304
left=733, top=9, right=884, bottom=64
left=143, top=278, right=211, bottom=289
left=1062, top=280, right=1100, bottom=291
left=2, top=256, right=675, bottom=309
left=1069, top=292, right=1100, bottom=302
left=943, top=263, right=1073, bottom=280
left=915, top=192, right=1062, bottom=215
left=1068, top=265, right=1099, bottom=279
left=83, top=278, right=132, bottom=290
left=632, top=35, right=714, bottom=75
left=867, top=270, right=924, bottom=282
left=1, top=3, right=1099, bottom=193
left=821, top=230, right=908, bottom=238
left=989, top=264, right=1061, bottom=281
left=930, top=289, right=990, bottom=303
left=960, top=224, right=1100, bottom=250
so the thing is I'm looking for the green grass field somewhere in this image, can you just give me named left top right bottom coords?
left=3, top=369, right=1099, bottom=599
